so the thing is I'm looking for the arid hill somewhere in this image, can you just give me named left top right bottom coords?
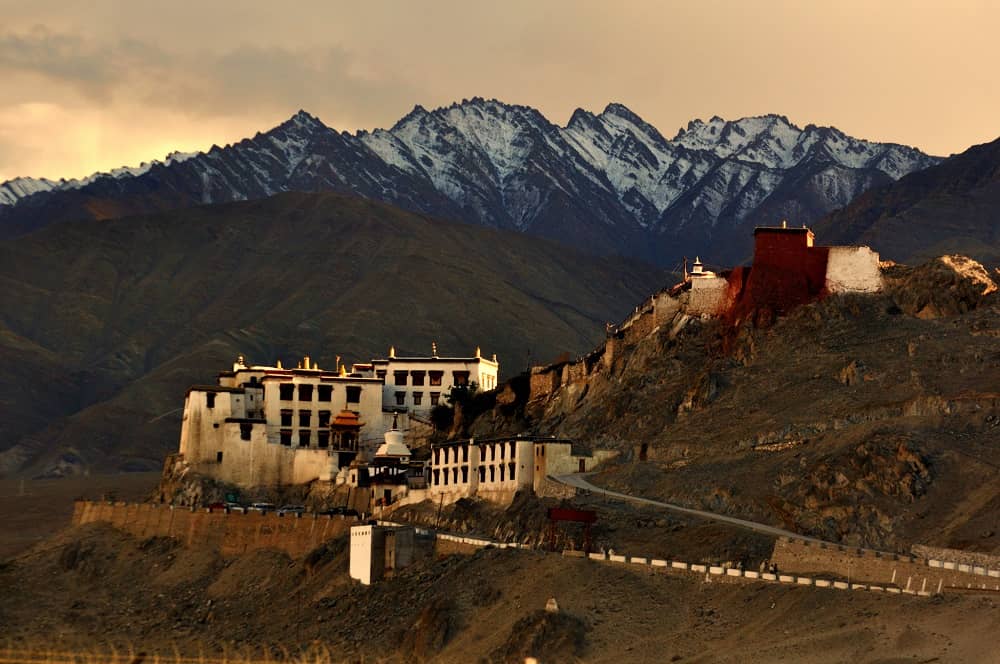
left=469, top=256, right=1000, bottom=552
left=0, top=191, right=664, bottom=478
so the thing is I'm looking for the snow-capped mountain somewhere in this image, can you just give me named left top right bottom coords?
left=0, top=99, right=939, bottom=264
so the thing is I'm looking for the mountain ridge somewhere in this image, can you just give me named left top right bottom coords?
left=0, top=99, right=939, bottom=265
left=0, top=189, right=665, bottom=477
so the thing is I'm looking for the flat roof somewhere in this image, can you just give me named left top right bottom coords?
left=753, top=225, right=814, bottom=235
left=186, top=385, right=246, bottom=395
left=371, top=357, right=498, bottom=365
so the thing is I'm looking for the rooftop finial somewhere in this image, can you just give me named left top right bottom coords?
left=475, top=345, right=481, bottom=358
left=432, top=341, right=438, bottom=357
left=782, top=219, right=788, bottom=229
left=276, top=359, right=283, bottom=369
left=389, top=345, right=395, bottom=359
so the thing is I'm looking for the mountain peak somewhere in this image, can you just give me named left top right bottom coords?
left=278, top=110, right=327, bottom=133
left=602, top=102, right=644, bottom=123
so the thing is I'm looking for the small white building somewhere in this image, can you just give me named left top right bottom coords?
left=353, top=344, right=499, bottom=418
left=423, top=436, right=617, bottom=506
left=350, top=524, right=415, bottom=585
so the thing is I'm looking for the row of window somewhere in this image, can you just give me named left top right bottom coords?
left=279, top=410, right=333, bottom=428
left=431, top=462, right=518, bottom=486
left=278, top=383, right=348, bottom=402
left=278, top=430, right=332, bottom=448
left=392, top=370, right=460, bottom=387
left=432, top=441, right=518, bottom=466
left=394, top=391, right=441, bottom=407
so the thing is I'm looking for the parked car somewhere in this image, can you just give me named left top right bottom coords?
left=206, top=502, right=226, bottom=511
left=317, top=506, right=359, bottom=517
left=248, top=502, right=275, bottom=513
left=277, top=504, right=305, bottom=516
left=225, top=502, right=246, bottom=513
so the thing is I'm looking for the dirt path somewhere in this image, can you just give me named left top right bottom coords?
left=554, top=472, right=829, bottom=544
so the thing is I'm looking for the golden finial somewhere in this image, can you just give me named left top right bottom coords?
left=432, top=341, right=438, bottom=357
left=339, top=363, right=347, bottom=377
left=389, top=346, right=395, bottom=359
left=276, top=359, right=283, bottom=369
left=475, top=346, right=481, bottom=358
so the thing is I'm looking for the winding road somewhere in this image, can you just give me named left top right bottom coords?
left=554, top=473, right=828, bottom=544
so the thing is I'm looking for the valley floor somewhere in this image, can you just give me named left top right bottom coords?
left=1, top=521, right=998, bottom=663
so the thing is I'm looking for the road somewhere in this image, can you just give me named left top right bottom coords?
left=554, top=473, right=828, bottom=544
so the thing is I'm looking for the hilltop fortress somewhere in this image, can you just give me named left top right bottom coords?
left=529, top=223, right=883, bottom=403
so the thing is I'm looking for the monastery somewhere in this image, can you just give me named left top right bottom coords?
left=176, top=345, right=498, bottom=488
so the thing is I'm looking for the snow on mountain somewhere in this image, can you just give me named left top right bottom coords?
left=0, top=100, right=940, bottom=264
left=0, top=151, right=199, bottom=206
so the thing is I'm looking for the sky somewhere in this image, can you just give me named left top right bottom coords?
left=0, top=0, right=998, bottom=182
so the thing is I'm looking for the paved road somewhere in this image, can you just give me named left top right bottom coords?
left=554, top=473, right=828, bottom=544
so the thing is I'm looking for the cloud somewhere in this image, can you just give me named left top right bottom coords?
left=0, top=26, right=418, bottom=126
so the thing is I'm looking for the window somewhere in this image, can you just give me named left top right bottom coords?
left=240, top=423, right=252, bottom=441
left=298, top=384, right=313, bottom=401
left=453, top=371, right=470, bottom=386
left=280, top=410, right=293, bottom=427
left=462, top=445, right=468, bottom=462
left=279, top=383, right=295, bottom=400
left=508, top=462, right=516, bottom=480
left=317, top=385, right=332, bottom=402
left=249, top=376, right=258, bottom=385
left=205, top=392, right=216, bottom=408
left=318, top=410, right=331, bottom=427
left=280, top=430, right=292, bottom=446
left=429, top=371, right=443, bottom=386
left=376, top=370, right=387, bottom=380
left=499, top=464, right=505, bottom=481
left=395, top=391, right=406, bottom=406
left=216, top=451, right=223, bottom=463
left=430, top=392, right=440, bottom=406
left=345, top=386, right=361, bottom=403
left=299, top=431, right=310, bottom=447
left=412, top=392, right=423, bottom=406
left=433, top=449, right=440, bottom=465
left=299, top=411, right=311, bottom=427
left=509, top=441, right=516, bottom=458
left=318, top=431, right=330, bottom=448
left=411, top=371, right=425, bottom=386
left=461, top=467, right=469, bottom=483
left=478, top=467, right=485, bottom=482
left=433, top=469, right=440, bottom=486
left=393, top=371, right=408, bottom=386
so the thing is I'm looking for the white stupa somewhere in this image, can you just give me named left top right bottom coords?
left=375, top=415, right=411, bottom=462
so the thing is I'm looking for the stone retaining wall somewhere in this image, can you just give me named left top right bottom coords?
left=772, top=537, right=1000, bottom=593
left=72, top=501, right=353, bottom=558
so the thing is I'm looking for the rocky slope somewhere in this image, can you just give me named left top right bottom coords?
left=814, top=134, right=1000, bottom=266
left=0, top=99, right=937, bottom=264
left=2, top=522, right=996, bottom=663
left=0, top=191, right=663, bottom=478
left=469, top=256, right=1000, bottom=552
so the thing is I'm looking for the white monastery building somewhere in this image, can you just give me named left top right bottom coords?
left=177, top=345, right=499, bottom=489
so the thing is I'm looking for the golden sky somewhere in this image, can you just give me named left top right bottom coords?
left=0, top=0, right=997, bottom=182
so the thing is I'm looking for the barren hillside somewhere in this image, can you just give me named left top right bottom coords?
left=469, top=257, right=1000, bottom=552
